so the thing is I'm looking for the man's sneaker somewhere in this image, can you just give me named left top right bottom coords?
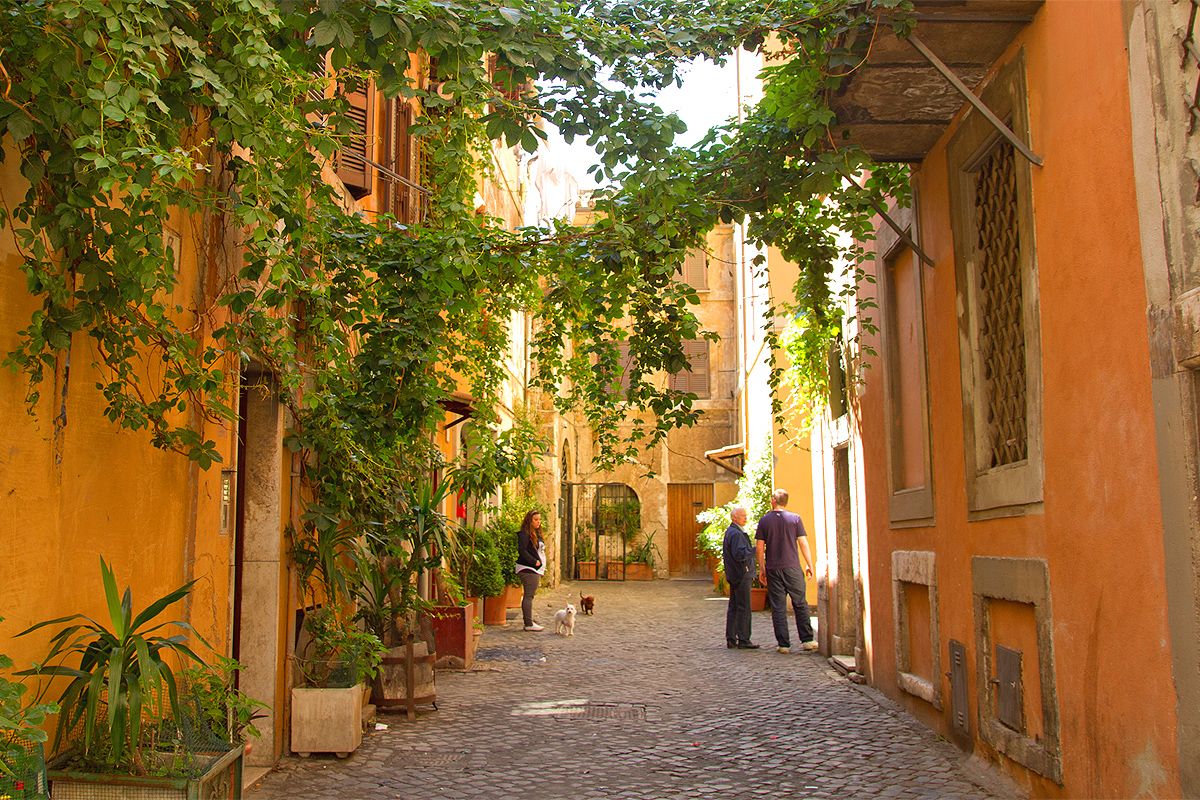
left=800, top=640, right=818, bottom=651
left=523, top=623, right=544, bottom=632
left=777, top=646, right=791, bottom=654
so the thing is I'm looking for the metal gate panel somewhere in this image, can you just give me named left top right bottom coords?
left=565, top=483, right=638, bottom=581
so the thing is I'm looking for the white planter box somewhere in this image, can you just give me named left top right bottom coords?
left=290, top=685, right=364, bottom=758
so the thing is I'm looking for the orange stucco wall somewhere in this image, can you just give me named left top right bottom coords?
left=0, top=146, right=236, bottom=713
left=765, top=247, right=818, bottom=599
left=855, top=2, right=1180, bottom=797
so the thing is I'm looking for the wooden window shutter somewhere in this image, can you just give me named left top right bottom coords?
left=382, top=98, right=412, bottom=221
left=670, top=340, right=710, bottom=397
left=336, top=84, right=374, bottom=198
left=681, top=250, right=708, bottom=290
left=414, top=134, right=433, bottom=222
left=617, top=341, right=633, bottom=393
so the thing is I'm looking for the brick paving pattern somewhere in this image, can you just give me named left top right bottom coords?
left=249, top=580, right=1008, bottom=799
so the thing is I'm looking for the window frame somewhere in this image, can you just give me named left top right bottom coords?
left=877, top=201, right=935, bottom=525
left=676, top=249, right=709, bottom=291
left=947, top=53, right=1044, bottom=517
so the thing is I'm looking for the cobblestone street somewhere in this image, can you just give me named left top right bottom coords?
left=248, top=580, right=1012, bottom=800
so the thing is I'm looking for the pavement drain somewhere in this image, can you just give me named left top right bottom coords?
left=580, top=702, right=649, bottom=721
left=393, top=751, right=467, bottom=767
left=476, top=645, right=546, bottom=664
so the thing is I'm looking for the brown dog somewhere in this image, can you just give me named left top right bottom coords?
left=578, top=591, right=595, bottom=615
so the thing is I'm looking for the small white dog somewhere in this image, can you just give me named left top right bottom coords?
left=554, top=603, right=577, bottom=637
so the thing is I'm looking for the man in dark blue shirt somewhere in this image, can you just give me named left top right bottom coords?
left=722, top=506, right=759, bottom=649
left=755, top=489, right=817, bottom=653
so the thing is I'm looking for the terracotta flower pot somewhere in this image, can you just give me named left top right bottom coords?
left=625, top=563, right=654, bottom=580
left=750, top=586, right=768, bottom=612
left=427, top=605, right=475, bottom=669
left=483, top=594, right=508, bottom=625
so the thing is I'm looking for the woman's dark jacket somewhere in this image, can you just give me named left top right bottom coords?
left=517, top=530, right=542, bottom=569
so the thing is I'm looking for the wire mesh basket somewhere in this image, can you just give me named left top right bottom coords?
left=0, top=733, right=49, bottom=799
left=54, top=696, right=234, bottom=777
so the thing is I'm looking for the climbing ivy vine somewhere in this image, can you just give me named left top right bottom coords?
left=0, top=0, right=912, bottom=534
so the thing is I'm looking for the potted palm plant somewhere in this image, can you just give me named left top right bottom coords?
left=18, top=558, right=246, bottom=799
left=575, top=526, right=597, bottom=580
left=346, top=476, right=446, bottom=719
left=180, top=657, right=267, bottom=761
left=623, top=531, right=659, bottom=580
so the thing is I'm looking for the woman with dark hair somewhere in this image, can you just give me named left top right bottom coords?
left=515, top=509, right=546, bottom=631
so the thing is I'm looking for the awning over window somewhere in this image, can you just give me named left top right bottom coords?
left=439, top=393, right=475, bottom=430
left=829, top=0, right=1043, bottom=163
left=705, top=442, right=745, bottom=477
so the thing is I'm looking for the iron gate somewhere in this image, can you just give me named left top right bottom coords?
left=562, top=482, right=640, bottom=581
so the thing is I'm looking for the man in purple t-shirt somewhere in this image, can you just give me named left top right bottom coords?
left=755, top=489, right=817, bottom=653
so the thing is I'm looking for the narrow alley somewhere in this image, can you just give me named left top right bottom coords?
left=248, top=581, right=1010, bottom=800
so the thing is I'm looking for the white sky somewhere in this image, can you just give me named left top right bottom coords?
left=544, top=54, right=752, bottom=189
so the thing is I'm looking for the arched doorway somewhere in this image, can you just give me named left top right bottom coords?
left=594, top=484, right=639, bottom=580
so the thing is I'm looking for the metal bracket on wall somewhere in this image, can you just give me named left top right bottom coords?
left=838, top=169, right=935, bottom=267
left=906, top=33, right=1044, bottom=167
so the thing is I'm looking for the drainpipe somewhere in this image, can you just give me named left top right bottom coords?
left=734, top=48, right=753, bottom=444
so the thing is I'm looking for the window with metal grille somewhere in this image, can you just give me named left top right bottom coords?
left=972, top=140, right=1028, bottom=468
left=947, top=54, right=1043, bottom=515
left=675, top=249, right=708, bottom=290
left=615, top=341, right=634, bottom=393
left=486, top=53, right=528, bottom=113
left=670, top=339, right=710, bottom=398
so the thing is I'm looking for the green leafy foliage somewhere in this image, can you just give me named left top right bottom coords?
left=16, top=558, right=205, bottom=773
left=695, top=435, right=774, bottom=573
left=0, top=2, right=915, bottom=645
left=454, top=524, right=505, bottom=598
left=624, top=530, right=661, bottom=567
left=0, top=618, right=58, bottom=780
left=597, top=499, right=641, bottom=545
left=179, top=657, right=267, bottom=746
left=346, top=474, right=453, bottom=647
left=296, top=608, right=386, bottom=689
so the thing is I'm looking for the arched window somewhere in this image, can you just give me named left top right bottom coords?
left=594, top=484, right=640, bottom=544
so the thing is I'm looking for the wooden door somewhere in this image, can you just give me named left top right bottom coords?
left=668, top=483, right=713, bottom=577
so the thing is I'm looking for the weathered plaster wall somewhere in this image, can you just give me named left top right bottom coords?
left=0, top=145, right=236, bottom=727
left=1124, top=5, right=1200, bottom=789
left=852, top=3, right=1182, bottom=797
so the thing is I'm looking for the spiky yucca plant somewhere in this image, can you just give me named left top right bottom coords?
left=18, top=558, right=204, bottom=772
